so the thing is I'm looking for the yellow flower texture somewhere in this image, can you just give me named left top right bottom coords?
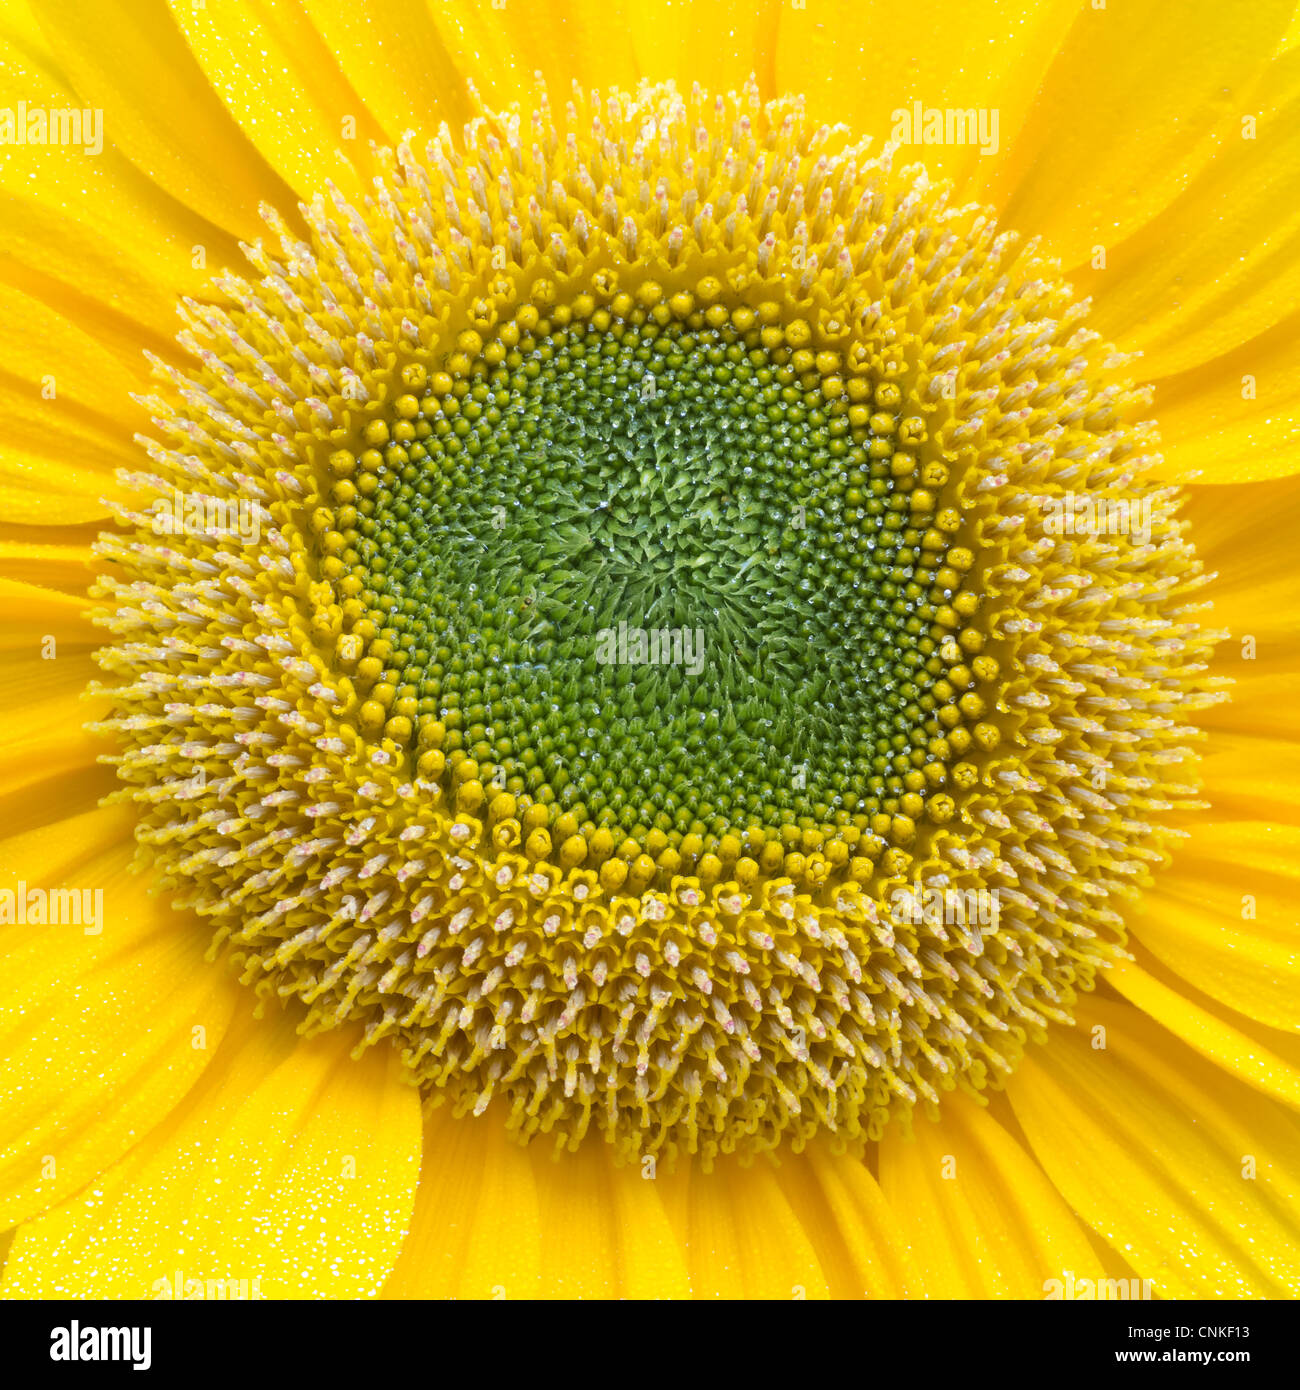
left=1, top=0, right=1298, bottom=1302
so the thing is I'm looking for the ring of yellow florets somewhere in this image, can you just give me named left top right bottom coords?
left=91, top=80, right=1220, bottom=1165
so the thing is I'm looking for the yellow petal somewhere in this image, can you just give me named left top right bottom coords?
left=0, top=744, right=113, bottom=837
left=989, top=0, right=1293, bottom=271
left=383, top=1106, right=542, bottom=1299
left=1129, top=820, right=1300, bottom=1035
left=1199, top=663, right=1300, bottom=744
left=0, top=278, right=146, bottom=416
left=0, top=27, right=239, bottom=348
left=531, top=1139, right=691, bottom=1298
left=0, top=287, right=141, bottom=522
left=0, top=0, right=48, bottom=55
left=1192, top=555, right=1299, bottom=750
left=1180, top=476, right=1300, bottom=773
left=33, top=0, right=293, bottom=241
left=301, top=0, right=475, bottom=142
left=389, top=1115, right=697, bottom=1299
left=0, top=573, right=111, bottom=825
left=878, top=1090, right=1105, bottom=1297
left=1079, top=49, right=1300, bottom=379
left=776, top=1140, right=924, bottom=1298
left=1009, top=997, right=1300, bottom=1297
left=0, top=803, right=239, bottom=1229
left=0, top=643, right=105, bottom=808
left=388, top=1124, right=916, bottom=1299
left=177, top=1030, right=422, bottom=1297
left=1194, top=730, right=1300, bottom=826
left=1182, top=474, right=1300, bottom=645
left=0, top=446, right=121, bottom=526
left=0, top=532, right=96, bottom=593
left=431, top=0, right=638, bottom=114
left=634, top=0, right=781, bottom=102
left=2, top=1007, right=422, bottom=1298
left=1110, top=951, right=1300, bottom=1112
left=657, top=1155, right=831, bottom=1298
left=778, top=0, right=1080, bottom=201
left=1154, top=307, right=1300, bottom=484
left=166, top=0, right=384, bottom=201
left=0, top=575, right=96, bottom=651
left=1286, top=7, right=1300, bottom=53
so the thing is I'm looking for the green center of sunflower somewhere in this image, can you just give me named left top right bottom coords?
left=326, top=303, right=993, bottom=889
left=91, top=80, right=1219, bottom=1166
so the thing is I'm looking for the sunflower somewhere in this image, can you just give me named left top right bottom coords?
left=0, top=0, right=1298, bottom=1303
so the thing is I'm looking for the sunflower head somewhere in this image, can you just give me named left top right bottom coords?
left=90, top=78, right=1220, bottom=1166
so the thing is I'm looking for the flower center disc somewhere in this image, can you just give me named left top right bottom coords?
left=94, top=80, right=1219, bottom=1165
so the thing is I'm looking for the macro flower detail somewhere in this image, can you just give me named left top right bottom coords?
left=92, top=82, right=1218, bottom=1164
left=2, top=0, right=1298, bottom=1308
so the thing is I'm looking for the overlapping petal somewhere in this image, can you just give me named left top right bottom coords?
left=1008, top=998, right=1300, bottom=1298
left=989, top=0, right=1293, bottom=270
left=0, top=805, right=239, bottom=1230
left=878, top=1091, right=1107, bottom=1298
left=2, top=1006, right=422, bottom=1298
